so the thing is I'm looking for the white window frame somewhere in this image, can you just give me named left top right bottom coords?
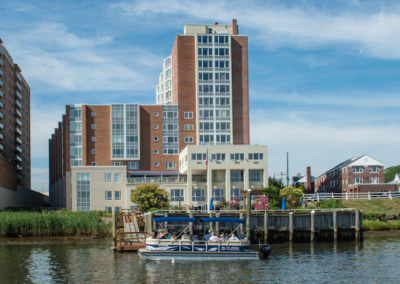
left=114, top=191, right=121, bottom=200
left=91, top=124, right=96, bottom=130
left=184, top=124, right=194, bottom=130
left=113, top=173, right=122, bottom=183
left=91, top=112, right=96, bottom=117
left=184, top=112, right=193, bottom=119
left=184, top=137, right=194, bottom=143
left=154, top=136, right=159, bottom=142
left=91, top=136, right=96, bottom=142
left=105, top=191, right=112, bottom=200
left=105, top=173, right=112, bottom=182
left=91, top=149, right=96, bottom=155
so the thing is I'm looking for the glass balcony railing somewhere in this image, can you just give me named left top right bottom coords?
left=0, top=143, right=4, bottom=151
left=0, top=111, right=3, bottom=119
left=16, top=81, right=22, bottom=91
left=127, top=176, right=187, bottom=184
left=17, top=165, right=23, bottom=171
left=16, top=91, right=22, bottom=100
left=16, top=137, right=22, bottom=144
left=16, top=73, right=22, bottom=82
left=15, top=127, right=22, bottom=136
left=15, top=109, right=22, bottom=118
left=0, top=122, right=4, bottom=129
left=16, top=118, right=22, bottom=127
left=16, top=155, right=22, bottom=162
left=16, top=146, right=22, bottom=153
left=15, top=100, right=22, bottom=109
left=0, top=133, right=4, bottom=140
left=0, top=79, right=3, bottom=88
left=0, top=58, right=3, bottom=67
left=0, top=69, right=3, bottom=77
left=0, top=90, right=3, bottom=98
left=0, top=101, right=3, bottom=108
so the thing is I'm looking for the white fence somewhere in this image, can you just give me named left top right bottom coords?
left=304, top=191, right=400, bottom=202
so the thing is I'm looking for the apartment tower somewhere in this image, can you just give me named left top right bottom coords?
left=0, top=39, right=31, bottom=191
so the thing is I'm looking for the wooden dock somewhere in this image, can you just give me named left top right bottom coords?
left=145, top=209, right=363, bottom=243
left=114, top=210, right=147, bottom=252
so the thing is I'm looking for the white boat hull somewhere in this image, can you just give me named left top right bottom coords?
left=138, top=249, right=261, bottom=260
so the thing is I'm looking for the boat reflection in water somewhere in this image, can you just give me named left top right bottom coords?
left=138, top=216, right=270, bottom=260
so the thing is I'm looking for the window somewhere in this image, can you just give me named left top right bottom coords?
left=353, top=177, right=363, bottom=184
left=105, top=191, right=112, bottom=200
left=91, top=149, right=96, bottom=155
left=184, top=137, right=194, bottom=143
left=154, top=162, right=159, bottom=167
left=231, top=170, right=244, bottom=182
left=212, top=188, right=224, bottom=201
left=184, top=124, right=194, bottom=130
left=113, top=173, right=122, bottom=182
left=104, top=173, right=112, bottom=182
left=249, top=153, right=264, bottom=160
left=249, top=170, right=263, bottom=182
left=171, top=189, right=184, bottom=201
left=211, top=153, right=225, bottom=161
left=231, top=188, right=243, bottom=201
left=92, top=162, right=96, bottom=166
left=91, top=124, right=96, bottom=130
left=230, top=153, right=244, bottom=161
left=77, top=173, right=90, bottom=211
left=369, top=167, right=380, bottom=173
left=353, top=167, right=364, bottom=173
left=154, top=112, right=159, bottom=117
left=184, top=112, right=193, bottom=119
left=114, top=191, right=121, bottom=200
left=153, top=124, right=159, bottom=129
left=91, top=136, right=96, bottom=142
left=128, top=162, right=139, bottom=170
left=192, top=189, right=205, bottom=201
left=370, top=177, right=379, bottom=184
left=166, top=162, right=176, bottom=170
left=154, top=136, right=159, bottom=142
left=115, top=207, right=121, bottom=213
left=105, top=206, right=112, bottom=213
left=112, top=162, right=123, bottom=166
left=91, top=112, right=96, bottom=117
left=154, top=149, right=159, bottom=154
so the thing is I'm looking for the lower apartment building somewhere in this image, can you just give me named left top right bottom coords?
left=315, top=154, right=396, bottom=193
left=59, top=145, right=267, bottom=212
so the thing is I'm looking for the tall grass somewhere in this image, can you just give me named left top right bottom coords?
left=363, top=220, right=400, bottom=231
left=0, top=210, right=112, bottom=238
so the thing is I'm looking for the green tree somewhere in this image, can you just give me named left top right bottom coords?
left=263, top=186, right=281, bottom=209
left=384, top=165, right=400, bottom=182
left=280, top=186, right=304, bottom=209
left=131, top=184, right=170, bottom=212
left=268, top=177, right=284, bottom=189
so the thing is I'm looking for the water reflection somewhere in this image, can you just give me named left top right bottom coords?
left=0, top=236, right=399, bottom=283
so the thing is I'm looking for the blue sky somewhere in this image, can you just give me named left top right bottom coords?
left=1, top=0, right=400, bottom=191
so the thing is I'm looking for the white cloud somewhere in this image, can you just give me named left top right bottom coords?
left=250, top=111, right=400, bottom=178
left=113, top=0, right=400, bottom=59
left=4, top=22, right=162, bottom=92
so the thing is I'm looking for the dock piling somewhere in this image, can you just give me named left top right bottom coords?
left=264, top=212, right=268, bottom=243
left=289, top=212, right=294, bottom=241
left=310, top=210, right=315, bottom=241
left=333, top=211, right=338, bottom=241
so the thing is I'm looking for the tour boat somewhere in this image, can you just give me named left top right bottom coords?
left=137, top=217, right=270, bottom=260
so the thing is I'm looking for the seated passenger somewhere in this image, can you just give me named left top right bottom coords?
left=209, top=233, right=219, bottom=242
left=204, top=230, right=212, bottom=242
left=181, top=231, right=191, bottom=240
left=220, top=233, right=226, bottom=241
left=148, top=232, right=156, bottom=240
left=228, top=233, right=239, bottom=240
left=171, top=233, right=177, bottom=240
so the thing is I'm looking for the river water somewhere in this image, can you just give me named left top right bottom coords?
left=0, top=234, right=399, bottom=283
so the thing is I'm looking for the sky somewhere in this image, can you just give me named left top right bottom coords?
left=1, top=0, right=400, bottom=192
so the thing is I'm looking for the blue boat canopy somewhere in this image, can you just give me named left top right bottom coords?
left=153, top=217, right=195, bottom=223
left=199, top=217, right=244, bottom=223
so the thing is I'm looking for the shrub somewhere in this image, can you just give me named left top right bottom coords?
left=314, top=199, right=344, bottom=209
left=280, top=186, right=304, bottom=209
left=131, top=184, right=170, bottom=212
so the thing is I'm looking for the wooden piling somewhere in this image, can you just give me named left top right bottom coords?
left=239, top=213, right=244, bottom=236
left=264, top=212, right=268, bottom=243
left=289, top=212, right=294, bottom=241
left=189, top=211, right=194, bottom=237
left=310, top=210, right=315, bottom=241
left=216, top=212, right=220, bottom=235
left=333, top=211, right=338, bottom=241
left=355, top=210, right=360, bottom=241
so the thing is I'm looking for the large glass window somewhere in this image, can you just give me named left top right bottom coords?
left=249, top=170, right=263, bottom=182
left=171, top=189, right=184, bottom=201
left=231, top=170, right=243, bottom=182
left=70, top=106, right=82, bottom=166
left=212, top=188, right=224, bottom=201
left=114, top=191, right=121, bottom=200
left=105, top=191, right=112, bottom=200
left=192, top=189, right=205, bottom=201
left=77, top=173, right=90, bottom=211
left=105, top=173, right=112, bottom=182
left=162, top=105, right=178, bottom=155
left=128, top=162, right=139, bottom=170
left=113, top=173, right=122, bottom=183
left=231, top=188, right=243, bottom=201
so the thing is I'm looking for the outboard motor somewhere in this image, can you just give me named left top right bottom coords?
left=259, top=245, right=271, bottom=259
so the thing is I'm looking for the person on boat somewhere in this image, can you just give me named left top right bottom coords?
left=209, top=233, right=219, bottom=242
left=204, top=230, right=212, bottom=242
left=148, top=232, right=156, bottom=240
left=181, top=231, right=191, bottom=241
left=228, top=233, right=239, bottom=240
left=219, top=233, right=226, bottom=241
left=171, top=233, right=177, bottom=240
left=167, top=232, right=172, bottom=239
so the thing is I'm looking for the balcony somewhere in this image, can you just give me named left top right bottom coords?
left=15, top=127, right=22, bottom=136
left=0, top=69, right=3, bottom=77
left=0, top=111, right=3, bottom=119
left=0, top=58, right=3, bottom=67
left=17, top=165, right=23, bottom=171
left=16, top=146, right=22, bottom=154
left=16, top=137, right=22, bottom=144
left=0, top=90, right=3, bottom=98
left=15, top=109, right=22, bottom=118
left=16, top=90, right=22, bottom=100
left=16, top=81, right=22, bottom=92
left=16, top=118, right=22, bottom=127
left=0, top=143, right=3, bottom=151
left=0, top=101, right=3, bottom=108
left=16, top=73, right=22, bottom=82
left=127, top=176, right=187, bottom=184
left=0, top=79, right=3, bottom=88
left=0, top=133, right=3, bottom=140
left=16, top=155, right=22, bottom=163
left=0, top=122, right=3, bottom=129
left=15, top=100, right=22, bottom=109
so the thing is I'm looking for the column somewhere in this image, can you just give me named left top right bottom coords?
left=244, top=169, right=249, bottom=191
left=225, top=168, right=231, bottom=203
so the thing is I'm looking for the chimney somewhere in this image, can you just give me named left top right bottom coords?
left=306, top=166, right=311, bottom=192
left=232, top=19, right=238, bottom=35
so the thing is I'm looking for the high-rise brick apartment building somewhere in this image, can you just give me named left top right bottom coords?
left=0, top=39, right=31, bottom=191
left=50, top=20, right=268, bottom=211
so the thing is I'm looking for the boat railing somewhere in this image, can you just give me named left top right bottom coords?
left=147, top=238, right=248, bottom=252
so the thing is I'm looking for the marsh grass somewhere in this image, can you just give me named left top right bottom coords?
left=363, top=220, right=400, bottom=231
left=0, top=210, right=112, bottom=238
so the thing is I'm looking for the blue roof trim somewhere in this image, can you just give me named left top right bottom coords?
left=199, top=217, right=244, bottom=223
left=154, top=217, right=195, bottom=223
